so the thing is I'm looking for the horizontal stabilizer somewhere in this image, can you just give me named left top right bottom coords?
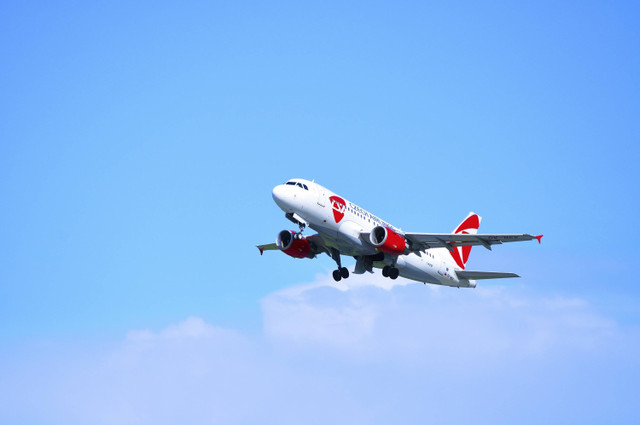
left=456, top=271, right=520, bottom=280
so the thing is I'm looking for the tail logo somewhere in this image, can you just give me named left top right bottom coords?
left=329, top=196, right=346, bottom=223
left=450, top=213, right=481, bottom=270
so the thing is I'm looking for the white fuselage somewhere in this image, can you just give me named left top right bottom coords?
left=272, top=179, right=473, bottom=287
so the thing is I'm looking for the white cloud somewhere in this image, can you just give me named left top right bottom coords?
left=1, top=274, right=639, bottom=425
left=263, top=273, right=622, bottom=361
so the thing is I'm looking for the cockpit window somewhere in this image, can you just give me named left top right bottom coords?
left=285, top=181, right=309, bottom=190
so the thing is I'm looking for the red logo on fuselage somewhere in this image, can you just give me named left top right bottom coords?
left=329, top=196, right=346, bottom=223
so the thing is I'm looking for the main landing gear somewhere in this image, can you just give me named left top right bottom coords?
left=330, top=248, right=349, bottom=282
left=382, top=265, right=400, bottom=280
left=332, top=267, right=350, bottom=282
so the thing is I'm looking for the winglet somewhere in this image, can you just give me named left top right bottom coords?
left=535, top=235, right=543, bottom=244
left=258, top=247, right=264, bottom=255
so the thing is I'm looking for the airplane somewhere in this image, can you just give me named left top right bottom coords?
left=257, top=179, right=542, bottom=288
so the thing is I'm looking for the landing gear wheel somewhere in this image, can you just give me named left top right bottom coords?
left=389, top=267, right=399, bottom=280
left=332, top=269, right=342, bottom=282
left=340, top=267, right=349, bottom=279
left=382, top=265, right=390, bottom=277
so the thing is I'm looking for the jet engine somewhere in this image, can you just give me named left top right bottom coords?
left=276, top=230, right=313, bottom=258
left=369, top=226, right=406, bottom=255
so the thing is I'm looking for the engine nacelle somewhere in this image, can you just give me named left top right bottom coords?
left=369, top=226, right=406, bottom=255
left=276, top=230, right=312, bottom=258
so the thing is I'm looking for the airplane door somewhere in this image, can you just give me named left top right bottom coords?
left=438, top=259, right=447, bottom=276
left=317, top=189, right=326, bottom=207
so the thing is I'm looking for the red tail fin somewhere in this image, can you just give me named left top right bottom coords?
left=449, top=212, right=481, bottom=269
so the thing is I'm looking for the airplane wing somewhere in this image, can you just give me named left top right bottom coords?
left=257, top=243, right=278, bottom=255
left=257, top=234, right=331, bottom=256
left=404, top=233, right=543, bottom=252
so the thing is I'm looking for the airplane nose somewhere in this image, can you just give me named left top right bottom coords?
left=272, top=184, right=289, bottom=210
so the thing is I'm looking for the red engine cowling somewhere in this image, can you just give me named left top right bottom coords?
left=369, top=226, right=406, bottom=255
left=276, top=230, right=312, bottom=258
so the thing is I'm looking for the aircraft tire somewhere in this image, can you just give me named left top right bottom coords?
left=389, top=267, right=399, bottom=280
left=340, top=267, right=349, bottom=279
left=382, top=265, right=390, bottom=277
left=332, top=269, right=342, bottom=282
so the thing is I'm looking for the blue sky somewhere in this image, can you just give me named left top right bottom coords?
left=1, top=1, right=639, bottom=423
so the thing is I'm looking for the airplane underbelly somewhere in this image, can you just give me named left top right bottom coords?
left=396, top=255, right=472, bottom=287
left=396, top=255, right=440, bottom=284
left=336, top=220, right=376, bottom=255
